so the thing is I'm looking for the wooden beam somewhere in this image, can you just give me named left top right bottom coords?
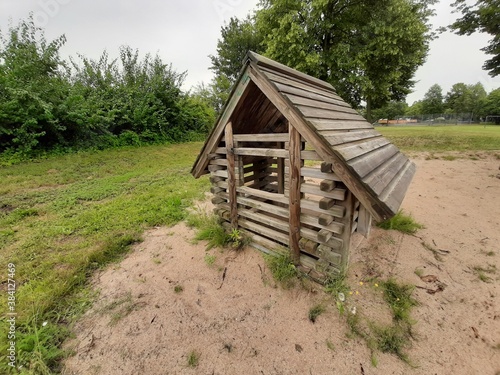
left=357, top=204, right=372, bottom=238
left=225, top=122, right=238, bottom=229
left=191, top=69, right=252, bottom=178
left=289, top=125, right=302, bottom=264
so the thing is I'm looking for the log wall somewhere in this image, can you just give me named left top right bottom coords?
left=208, top=128, right=371, bottom=280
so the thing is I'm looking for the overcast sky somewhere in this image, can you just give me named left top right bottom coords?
left=1, top=0, right=499, bottom=105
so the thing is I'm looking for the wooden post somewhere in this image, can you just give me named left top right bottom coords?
left=277, top=142, right=285, bottom=194
left=225, top=122, right=238, bottom=229
left=289, top=125, right=301, bottom=264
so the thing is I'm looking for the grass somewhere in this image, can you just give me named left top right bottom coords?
left=377, top=124, right=500, bottom=152
left=187, top=212, right=231, bottom=250
left=0, top=142, right=209, bottom=373
left=308, top=304, right=325, bottom=323
left=174, top=285, right=184, bottom=293
left=472, top=264, right=497, bottom=283
left=187, top=350, right=199, bottom=368
left=204, top=253, right=217, bottom=266
left=264, top=252, right=298, bottom=289
left=377, top=210, right=424, bottom=234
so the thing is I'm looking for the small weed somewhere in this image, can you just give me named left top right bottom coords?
left=174, top=285, right=183, bottom=293
left=481, top=250, right=496, bottom=257
left=380, top=279, right=418, bottom=322
left=223, top=343, right=233, bottom=353
left=326, top=340, right=335, bottom=351
left=421, top=242, right=444, bottom=262
left=377, top=210, right=424, bottom=234
left=152, top=257, right=161, bottom=265
left=187, top=350, right=199, bottom=368
left=371, top=352, right=378, bottom=367
left=229, top=228, right=248, bottom=249
left=204, top=253, right=217, bottom=266
left=325, top=272, right=350, bottom=297
left=414, top=268, right=424, bottom=277
left=441, top=155, right=457, bottom=161
left=372, top=324, right=411, bottom=363
left=264, top=252, right=298, bottom=289
left=308, top=304, right=325, bottom=323
left=472, top=264, right=496, bottom=283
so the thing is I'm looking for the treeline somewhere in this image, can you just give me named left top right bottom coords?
left=372, top=82, right=500, bottom=122
left=0, top=17, right=216, bottom=157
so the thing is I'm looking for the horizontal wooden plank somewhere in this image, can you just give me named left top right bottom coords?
left=234, top=148, right=289, bottom=158
left=322, top=130, right=381, bottom=146
left=300, top=226, right=343, bottom=250
left=297, top=105, right=366, bottom=121
left=285, top=93, right=359, bottom=115
left=208, top=159, right=228, bottom=166
left=362, top=152, right=408, bottom=196
left=317, top=245, right=342, bottom=266
left=349, top=144, right=400, bottom=179
left=272, top=81, right=340, bottom=105
left=308, top=119, right=373, bottom=131
left=320, top=180, right=336, bottom=192
left=238, top=217, right=289, bottom=245
left=334, top=137, right=391, bottom=161
left=301, top=198, right=345, bottom=219
left=300, top=167, right=341, bottom=181
left=260, top=67, right=337, bottom=99
left=233, top=133, right=290, bottom=143
left=301, top=150, right=322, bottom=160
left=301, top=183, right=346, bottom=200
left=238, top=207, right=290, bottom=233
left=211, top=169, right=228, bottom=178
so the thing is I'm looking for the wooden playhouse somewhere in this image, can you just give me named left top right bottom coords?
left=191, top=52, right=415, bottom=279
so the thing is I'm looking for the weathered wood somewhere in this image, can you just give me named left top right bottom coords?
left=297, top=105, right=366, bottom=121
left=309, top=119, right=373, bottom=131
left=238, top=218, right=289, bottom=245
left=249, top=62, right=393, bottom=221
left=233, top=133, right=290, bottom=142
left=208, top=165, right=226, bottom=172
left=191, top=70, right=251, bottom=178
left=225, top=122, right=238, bottom=229
left=321, top=162, right=333, bottom=173
left=211, top=197, right=225, bottom=205
left=210, top=186, right=224, bottom=194
left=320, top=179, right=336, bottom=192
left=301, top=184, right=346, bottom=200
left=335, top=137, right=391, bottom=162
left=301, top=214, right=344, bottom=235
left=323, top=130, right=382, bottom=146
left=379, top=160, right=416, bottom=214
left=318, top=214, right=334, bottom=226
left=319, top=197, right=335, bottom=210
left=234, top=148, right=288, bottom=158
left=211, top=169, right=228, bottom=178
left=299, top=167, right=340, bottom=181
left=317, top=245, right=342, bottom=266
left=209, top=176, right=223, bottom=184
left=277, top=142, right=285, bottom=194
left=337, top=190, right=354, bottom=268
left=299, top=238, right=319, bottom=254
left=349, top=144, right=400, bottom=179
left=362, top=151, right=407, bottom=195
left=208, top=159, right=228, bottom=166
left=301, top=226, right=342, bottom=250
left=301, top=150, right=322, bottom=160
left=288, top=125, right=302, bottom=264
left=318, top=229, right=333, bottom=243
left=285, top=92, right=357, bottom=114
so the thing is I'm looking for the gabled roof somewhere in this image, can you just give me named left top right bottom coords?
left=192, top=52, right=415, bottom=222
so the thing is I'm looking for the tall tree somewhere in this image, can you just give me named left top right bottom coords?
left=450, top=0, right=500, bottom=77
left=483, top=88, right=500, bottom=115
left=445, top=82, right=487, bottom=121
left=421, top=84, right=444, bottom=114
left=209, top=16, right=263, bottom=84
left=256, top=0, right=436, bottom=121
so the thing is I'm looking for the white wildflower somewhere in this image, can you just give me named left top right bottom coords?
left=338, top=292, right=345, bottom=302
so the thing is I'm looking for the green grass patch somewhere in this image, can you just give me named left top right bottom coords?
left=187, top=350, right=199, bottom=368
left=187, top=212, right=231, bottom=250
left=0, top=142, right=209, bottom=373
left=264, top=252, right=298, bottom=289
left=377, top=125, right=500, bottom=152
left=377, top=210, right=424, bottom=234
left=308, top=304, right=325, bottom=323
left=381, top=279, right=418, bottom=322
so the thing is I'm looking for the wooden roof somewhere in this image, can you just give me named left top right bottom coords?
left=191, top=52, right=415, bottom=221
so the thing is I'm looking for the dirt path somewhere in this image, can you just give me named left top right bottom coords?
left=63, top=153, right=500, bottom=375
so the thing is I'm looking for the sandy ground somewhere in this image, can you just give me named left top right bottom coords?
left=63, top=152, right=500, bottom=375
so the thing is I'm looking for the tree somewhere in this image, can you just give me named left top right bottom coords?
left=209, top=16, right=263, bottom=84
left=0, top=16, right=68, bottom=153
left=483, top=88, right=500, bottom=115
left=406, top=100, right=424, bottom=117
left=255, top=0, right=436, bottom=121
left=445, top=82, right=487, bottom=121
left=371, top=101, right=408, bottom=121
left=450, top=0, right=500, bottom=77
left=421, top=84, right=444, bottom=114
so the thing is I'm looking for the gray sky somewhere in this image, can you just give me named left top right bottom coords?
left=1, top=0, right=499, bottom=105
